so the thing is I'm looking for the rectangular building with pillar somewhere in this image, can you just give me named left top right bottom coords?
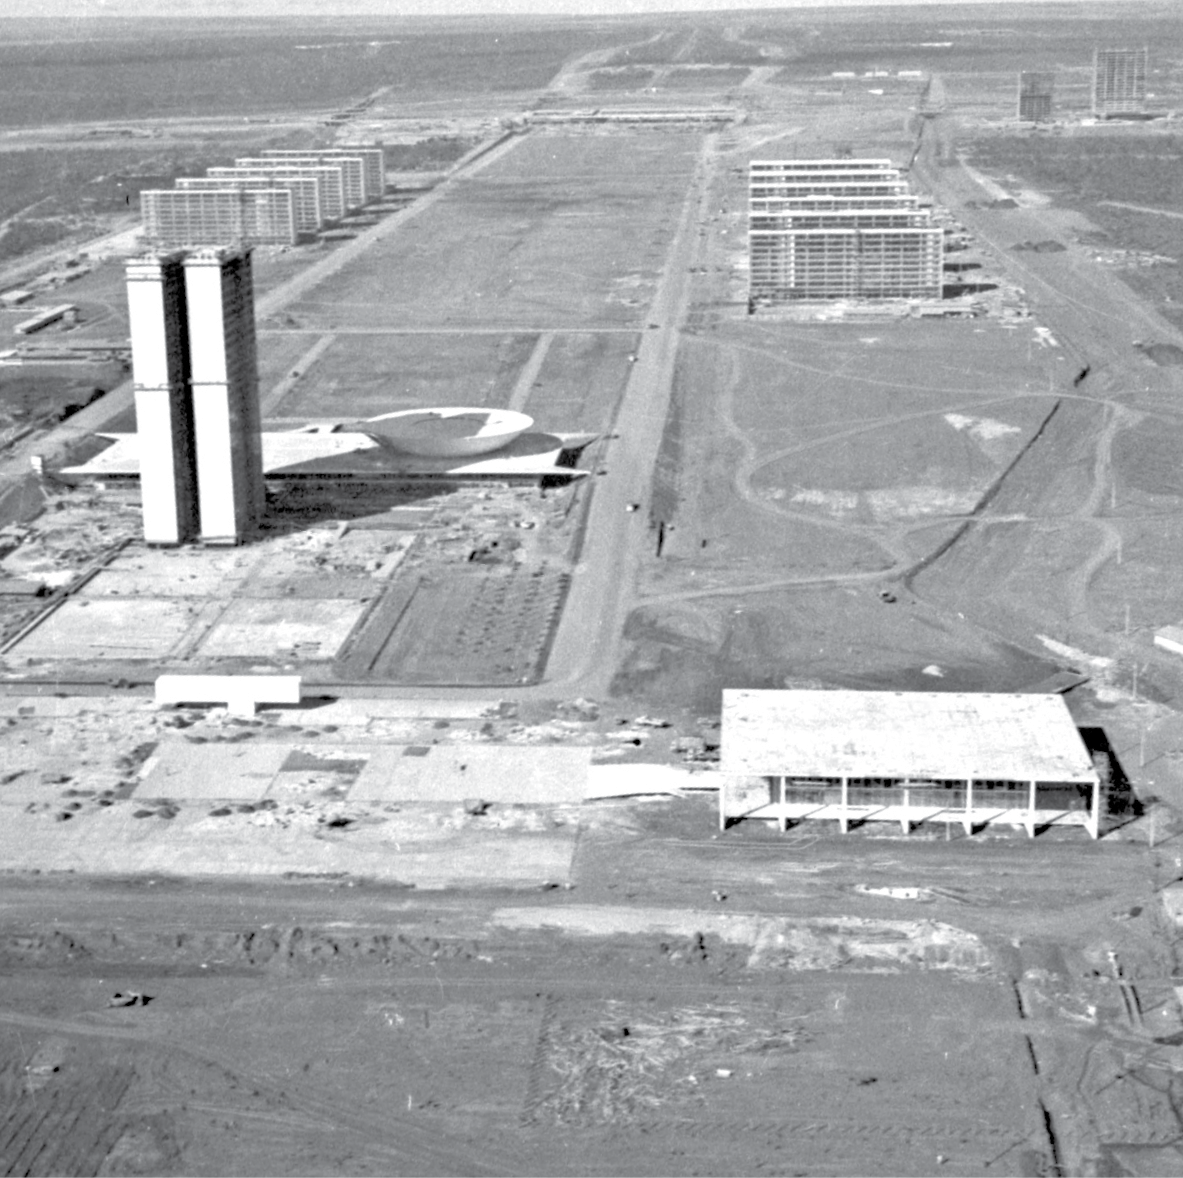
left=719, top=690, right=1103, bottom=838
left=182, top=248, right=266, bottom=545
left=125, top=253, right=198, bottom=545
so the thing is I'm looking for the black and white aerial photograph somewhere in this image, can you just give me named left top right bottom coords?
left=0, top=0, right=1181, bottom=1173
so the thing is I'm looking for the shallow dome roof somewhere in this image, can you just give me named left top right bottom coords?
left=362, top=407, right=534, bottom=457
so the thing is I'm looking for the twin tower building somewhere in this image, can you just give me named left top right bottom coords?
left=126, top=248, right=266, bottom=547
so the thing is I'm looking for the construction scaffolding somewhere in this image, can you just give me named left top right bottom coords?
left=141, top=189, right=297, bottom=249
left=1093, top=48, right=1149, bottom=117
left=1017, top=72, right=1055, bottom=122
left=178, top=175, right=322, bottom=233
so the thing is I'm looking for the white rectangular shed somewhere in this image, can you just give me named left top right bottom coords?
left=720, top=690, right=1102, bottom=837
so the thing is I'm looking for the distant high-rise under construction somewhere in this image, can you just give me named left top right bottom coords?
left=1093, top=48, right=1148, bottom=117
left=1017, top=72, right=1055, bottom=122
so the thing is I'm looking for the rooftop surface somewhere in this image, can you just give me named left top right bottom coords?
left=720, top=690, right=1099, bottom=783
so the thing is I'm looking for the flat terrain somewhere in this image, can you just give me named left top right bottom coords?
left=4, top=4, right=1183, bottom=1176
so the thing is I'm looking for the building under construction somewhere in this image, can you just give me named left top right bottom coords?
left=177, top=175, right=322, bottom=234
left=141, top=189, right=297, bottom=250
left=749, top=159, right=943, bottom=304
left=1093, top=48, right=1149, bottom=117
left=1017, top=72, right=1055, bottom=122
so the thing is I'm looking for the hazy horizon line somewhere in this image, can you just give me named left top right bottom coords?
left=0, top=0, right=1167, bottom=18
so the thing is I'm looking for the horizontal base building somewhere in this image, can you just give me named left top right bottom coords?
left=141, top=188, right=296, bottom=249
left=720, top=690, right=1103, bottom=838
left=750, top=226, right=943, bottom=301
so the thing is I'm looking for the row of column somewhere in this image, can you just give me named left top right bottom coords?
left=723, top=777, right=1101, bottom=839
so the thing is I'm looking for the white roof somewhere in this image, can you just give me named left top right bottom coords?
left=721, top=690, right=1098, bottom=783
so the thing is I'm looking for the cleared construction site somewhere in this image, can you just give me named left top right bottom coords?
left=3, top=10, right=1183, bottom=1178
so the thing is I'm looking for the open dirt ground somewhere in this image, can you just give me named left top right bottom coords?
left=5, top=6, right=1183, bottom=1176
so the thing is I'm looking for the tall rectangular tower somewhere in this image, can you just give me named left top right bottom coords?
left=1018, top=72, right=1055, bottom=122
left=1093, top=48, right=1148, bottom=117
left=125, top=254, right=198, bottom=545
left=182, top=248, right=266, bottom=545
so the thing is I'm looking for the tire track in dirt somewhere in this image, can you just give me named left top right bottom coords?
left=0, top=1009, right=515, bottom=1177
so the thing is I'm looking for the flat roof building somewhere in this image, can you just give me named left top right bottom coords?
left=178, top=175, right=322, bottom=233
left=141, top=188, right=297, bottom=249
left=247, top=154, right=364, bottom=211
left=720, top=690, right=1102, bottom=837
left=1093, top=47, right=1148, bottom=117
left=261, top=147, right=385, bottom=200
left=749, top=226, right=944, bottom=302
left=213, top=163, right=346, bottom=221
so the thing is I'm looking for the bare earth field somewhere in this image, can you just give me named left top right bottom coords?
left=5, top=4, right=1183, bottom=1176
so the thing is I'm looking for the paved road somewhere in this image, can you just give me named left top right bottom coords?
left=541, top=133, right=719, bottom=696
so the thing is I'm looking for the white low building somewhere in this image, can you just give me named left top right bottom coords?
left=720, top=689, right=1103, bottom=838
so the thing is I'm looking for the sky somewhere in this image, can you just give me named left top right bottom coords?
left=1, top=0, right=1164, bottom=16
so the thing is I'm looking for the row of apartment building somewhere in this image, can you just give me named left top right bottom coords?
left=747, top=158, right=944, bottom=304
left=140, top=147, right=387, bottom=251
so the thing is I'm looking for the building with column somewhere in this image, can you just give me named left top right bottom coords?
left=719, top=690, right=1103, bottom=838
left=125, top=253, right=198, bottom=545
left=182, top=248, right=266, bottom=545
